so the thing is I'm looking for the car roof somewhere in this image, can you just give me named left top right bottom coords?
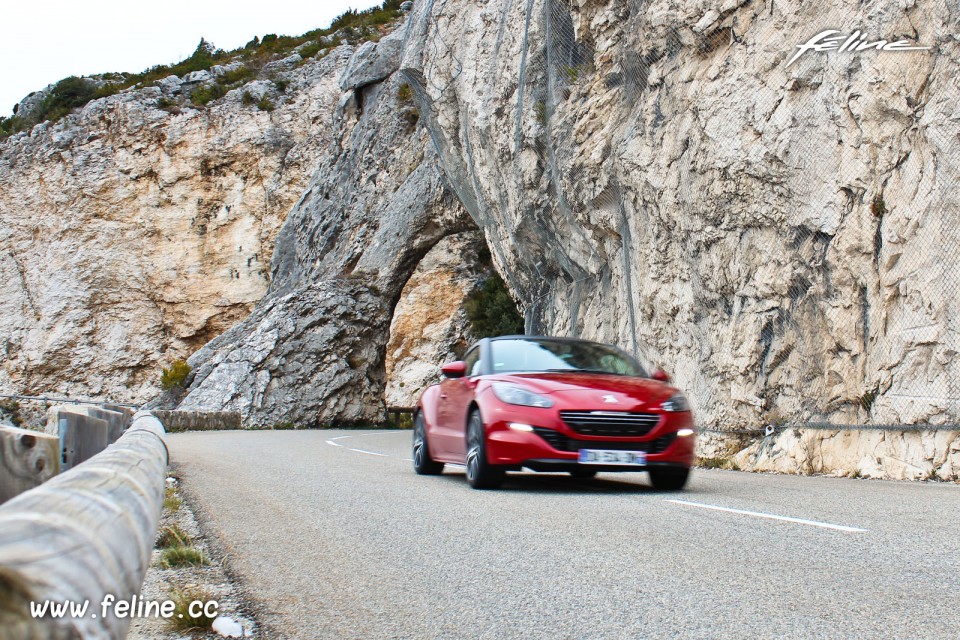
left=487, top=335, right=601, bottom=344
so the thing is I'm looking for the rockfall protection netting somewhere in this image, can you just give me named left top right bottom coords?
left=412, top=0, right=959, bottom=431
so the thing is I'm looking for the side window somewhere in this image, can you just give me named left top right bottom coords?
left=463, top=347, right=483, bottom=377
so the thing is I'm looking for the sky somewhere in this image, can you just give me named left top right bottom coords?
left=0, top=0, right=384, bottom=118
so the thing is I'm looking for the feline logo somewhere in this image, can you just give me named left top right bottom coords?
left=787, top=30, right=931, bottom=68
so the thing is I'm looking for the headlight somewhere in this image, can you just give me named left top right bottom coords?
left=661, top=393, right=690, bottom=412
left=491, top=383, right=554, bottom=408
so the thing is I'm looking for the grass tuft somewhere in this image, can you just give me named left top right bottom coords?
left=156, top=524, right=193, bottom=549
left=163, top=486, right=183, bottom=512
left=159, top=545, right=209, bottom=569
left=168, top=586, right=218, bottom=631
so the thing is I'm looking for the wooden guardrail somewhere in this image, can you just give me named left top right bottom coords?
left=0, top=411, right=167, bottom=639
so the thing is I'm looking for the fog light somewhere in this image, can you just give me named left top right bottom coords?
left=508, top=423, right=534, bottom=432
left=677, top=428, right=695, bottom=437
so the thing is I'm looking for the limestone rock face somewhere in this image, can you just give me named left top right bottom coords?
left=339, top=27, right=406, bottom=91
left=177, top=281, right=392, bottom=426
left=178, top=67, right=475, bottom=426
left=385, top=232, right=490, bottom=408
left=733, top=428, right=960, bottom=481
left=0, top=48, right=354, bottom=404
left=401, top=0, right=960, bottom=430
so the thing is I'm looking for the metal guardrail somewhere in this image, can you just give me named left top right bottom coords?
left=386, top=406, right=415, bottom=428
left=701, top=422, right=960, bottom=436
left=0, top=393, right=139, bottom=409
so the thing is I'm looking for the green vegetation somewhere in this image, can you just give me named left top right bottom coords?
left=160, top=359, right=192, bottom=390
left=465, top=273, right=524, bottom=338
left=534, top=100, right=547, bottom=125
left=0, top=0, right=404, bottom=139
left=156, top=524, right=193, bottom=549
left=163, top=486, right=183, bottom=512
left=169, top=586, right=217, bottom=631
left=298, top=41, right=327, bottom=59
left=871, top=194, right=887, bottom=217
left=159, top=545, right=208, bottom=568
left=156, top=96, right=178, bottom=113
left=218, top=65, right=257, bottom=85
left=396, top=83, right=419, bottom=129
left=190, top=83, right=226, bottom=107
left=241, top=91, right=256, bottom=106
left=331, top=0, right=402, bottom=30
left=256, top=96, right=275, bottom=112
left=564, top=64, right=588, bottom=84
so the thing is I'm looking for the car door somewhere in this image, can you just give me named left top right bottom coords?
left=434, top=346, right=482, bottom=459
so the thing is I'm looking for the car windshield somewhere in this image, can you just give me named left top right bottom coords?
left=489, top=338, right=647, bottom=376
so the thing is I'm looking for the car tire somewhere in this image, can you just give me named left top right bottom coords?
left=465, top=409, right=505, bottom=489
left=569, top=469, right=597, bottom=479
left=412, top=412, right=444, bottom=475
left=649, top=466, right=690, bottom=491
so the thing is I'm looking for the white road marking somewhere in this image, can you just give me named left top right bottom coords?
left=348, top=448, right=389, bottom=457
left=665, top=499, right=868, bottom=533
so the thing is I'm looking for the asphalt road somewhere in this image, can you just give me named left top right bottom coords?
left=167, top=430, right=960, bottom=639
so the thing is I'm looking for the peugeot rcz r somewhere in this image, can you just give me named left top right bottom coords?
left=412, top=336, right=696, bottom=490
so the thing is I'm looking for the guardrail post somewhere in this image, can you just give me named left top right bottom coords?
left=0, top=425, right=60, bottom=504
left=56, top=410, right=110, bottom=471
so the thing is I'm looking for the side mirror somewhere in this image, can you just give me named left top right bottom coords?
left=652, top=369, right=671, bottom=383
left=441, top=361, right=467, bottom=378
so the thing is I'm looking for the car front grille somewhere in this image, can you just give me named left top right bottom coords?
left=532, top=427, right=677, bottom=454
left=559, top=411, right=660, bottom=437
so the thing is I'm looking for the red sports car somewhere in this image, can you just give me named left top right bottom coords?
left=412, top=335, right=696, bottom=490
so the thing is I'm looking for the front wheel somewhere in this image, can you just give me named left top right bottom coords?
left=465, top=410, right=505, bottom=489
left=413, top=413, right=444, bottom=475
left=649, top=466, right=690, bottom=491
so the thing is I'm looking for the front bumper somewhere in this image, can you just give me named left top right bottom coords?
left=484, top=405, right=696, bottom=470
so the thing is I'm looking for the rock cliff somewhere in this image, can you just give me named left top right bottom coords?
left=176, top=21, right=475, bottom=425
left=4, top=0, right=958, bottom=442
left=176, top=0, right=959, bottom=431
left=0, top=48, right=355, bottom=404
left=399, top=0, right=959, bottom=429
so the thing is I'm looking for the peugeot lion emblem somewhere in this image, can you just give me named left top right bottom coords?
left=601, top=394, right=619, bottom=404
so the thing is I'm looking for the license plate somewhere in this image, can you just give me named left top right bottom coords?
left=578, top=449, right=647, bottom=465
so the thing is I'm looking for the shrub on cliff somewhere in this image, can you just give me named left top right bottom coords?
left=38, top=77, right=96, bottom=122
left=160, top=360, right=192, bottom=390
left=465, top=274, right=525, bottom=338
left=190, top=83, right=227, bottom=106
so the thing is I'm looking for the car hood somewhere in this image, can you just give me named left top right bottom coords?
left=489, top=372, right=676, bottom=406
